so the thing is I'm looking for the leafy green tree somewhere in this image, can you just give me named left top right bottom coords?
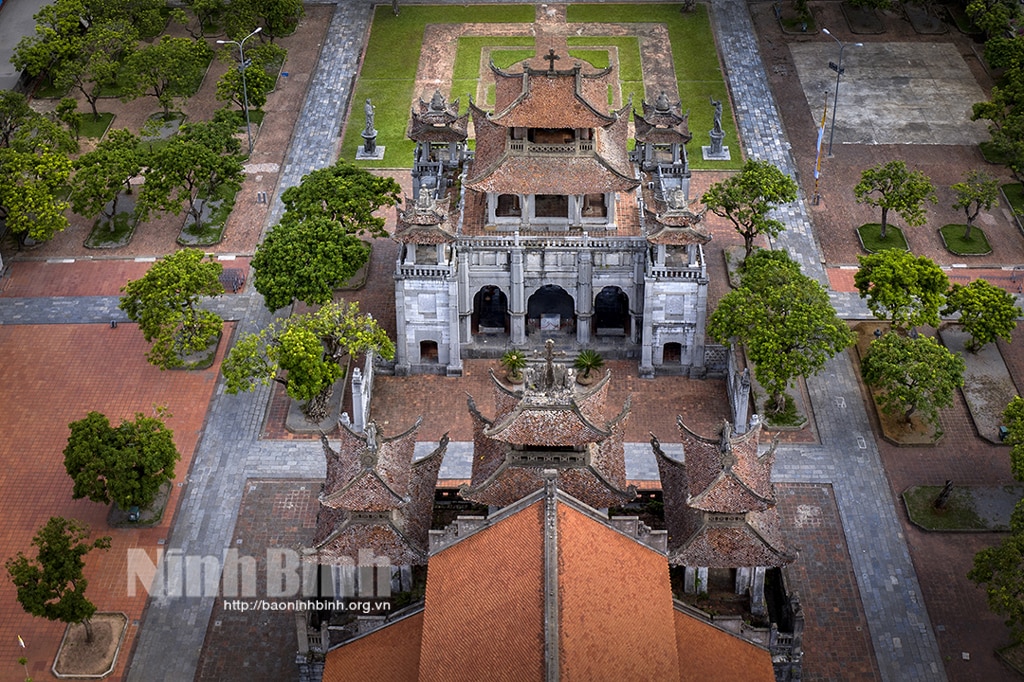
left=11, top=0, right=89, bottom=82
left=951, top=169, right=1000, bottom=240
left=854, top=160, right=936, bottom=239
left=184, top=0, right=227, bottom=37
left=942, top=279, right=1021, bottom=352
left=63, top=410, right=181, bottom=510
left=0, top=146, right=72, bottom=244
left=860, top=332, right=965, bottom=431
left=54, top=97, right=83, bottom=141
left=701, top=159, right=798, bottom=260
left=251, top=160, right=400, bottom=311
left=70, top=129, right=144, bottom=229
left=225, top=0, right=303, bottom=42
left=53, top=20, right=137, bottom=121
left=6, top=517, right=111, bottom=643
left=967, top=0, right=1021, bottom=39
left=854, top=249, right=949, bottom=331
left=63, top=410, right=181, bottom=511
left=0, top=91, right=76, bottom=154
left=222, top=301, right=395, bottom=420
left=123, top=36, right=213, bottom=116
left=119, top=249, right=224, bottom=369
left=1004, top=396, right=1024, bottom=479
left=136, top=119, right=243, bottom=230
left=709, top=249, right=854, bottom=414
left=216, top=42, right=284, bottom=113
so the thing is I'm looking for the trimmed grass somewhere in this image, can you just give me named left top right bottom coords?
left=567, top=49, right=610, bottom=70
left=567, top=36, right=642, bottom=81
left=566, top=3, right=740, bottom=170
left=85, top=210, right=137, bottom=248
left=491, top=49, right=537, bottom=70
left=1003, top=183, right=1024, bottom=216
left=939, top=224, right=992, bottom=256
left=857, top=223, right=909, bottom=252
left=980, top=140, right=1012, bottom=165
left=343, top=5, right=534, bottom=165
left=903, top=485, right=991, bottom=531
left=177, top=179, right=241, bottom=246
left=80, top=112, right=116, bottom=139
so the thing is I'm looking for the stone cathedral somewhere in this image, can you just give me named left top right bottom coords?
left=393, top=44, right=711, bottom=378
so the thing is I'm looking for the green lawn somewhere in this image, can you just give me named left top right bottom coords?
left=857, top=223, right=909, bottom=253
left=344, top=3, right=740, bottom=169
left=939, top=224, right=992, bottom=255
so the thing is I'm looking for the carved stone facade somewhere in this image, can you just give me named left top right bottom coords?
left=393, top=46, right=711, bottom=377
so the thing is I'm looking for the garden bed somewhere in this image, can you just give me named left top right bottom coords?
left=856, top=223, right=909, bottom=252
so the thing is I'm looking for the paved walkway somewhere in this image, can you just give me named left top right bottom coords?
left=710, top=0, right=944, bottom=679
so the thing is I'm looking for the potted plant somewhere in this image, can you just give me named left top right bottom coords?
left=500, top=349, right=527, bottom=383
left=573, top=349, right=605, bottom=385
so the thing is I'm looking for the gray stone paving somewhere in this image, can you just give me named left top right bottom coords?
left=711, top=0, right=945, bottom=677
left=124, top=2, right=374, bottom=680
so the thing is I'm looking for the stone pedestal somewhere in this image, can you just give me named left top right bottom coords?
left=702, top=129, right=730, bottom=160
left=357, top=129, right=385, bottom=159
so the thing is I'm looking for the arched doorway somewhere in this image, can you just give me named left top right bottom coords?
left=663, top=342, right=682, bottom=364
left=594, top=286, right=629, bottom=336
left=527, top=285, right=575, bottom=335
left=473, top=285, right=508, bottom=333
left=419, top=340, right=438, bottom=363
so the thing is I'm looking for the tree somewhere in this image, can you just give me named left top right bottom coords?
left=942, top=279, right=1021, bottom=352
left=183, top=0, right=227, bottom=37
left=119, top=249, right=225, bottom=369
left=1003, top=396, right=1024, bottom=480
left=222, top=301, right=395, bottom=420
left=11, top=0, right=90, bottom=83
left=951, top=170, right=1000, bottom=240
left=123, top=36, right=213, bottom=116
left=70, top=129, right=144, bottom=229
left=701, top=159, right=798, bottom=260
left=708, top=249, right=854, bottom=414
left=136, top=119, right=243, bottom=230
left=853, top=160, right=936, bottom=239
left=860, top=332, right=965, bottom=431
left=225, top=0, right=303, bottom=42
left=215, top=42, right=284, bottom=114
left=63, top=410, right=181, bottom=510
left=0, top=146, right=73, bottom=244
left=6, top=517, right=111, bottom=643
left=251, top=160, right=400, bottom=311
left=0, top=91, right=76, bottom=155
left=53, top=20, right=137, bottom=121
left=854, top=249, right=949, bottom=331
left=967, top=0, right=1021, bottom=39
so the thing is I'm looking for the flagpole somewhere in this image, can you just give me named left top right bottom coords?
left=813, top=94, right=828, bottom=205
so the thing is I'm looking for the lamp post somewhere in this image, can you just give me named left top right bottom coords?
left=217, top=26, right=262, bottom=155
left=822, top=28, right=862, bottom=157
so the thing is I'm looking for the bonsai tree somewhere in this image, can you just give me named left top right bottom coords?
left=942, top=279, right=1021, bottom=352
left=709, top=249, right=854, bottom=415
left=6, top=517, right=111, bottom=643
left=701, top=159, right=798, bottom=260
left=951, top=169, right=999, bottom=240
left=222, top=301, right=395, bottom=421
left=119, top=250, right=225, bottom=369
left=853, top=160, right=936, bottom=240
left=860, top=331, right=965, bottom=433
left=573, top=349, right=605, bottom=381
left=854, top=249, right=949, bottom=331
left=252, top=160, right=400, bottom=312
left=63, top=410, right=182, bottom=511
left=500, top=349, right=527, bottom=383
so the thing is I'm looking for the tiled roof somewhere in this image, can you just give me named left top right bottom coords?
left=417, top=498, right=547, bottom=681
left=673, top=607, right=776, bottom=682
left=313, top=517, right=426, bottom=566
left=394, top=194, right=457, bottom=244
left=408, top=90, right=468, bottom=143
left=319, top=420, right=420, bottom=511
left=679, top=418, right=776, bottom=512
left=634, top=93, right=692, bottom=145
left=489, top=60, right=616, bottom=129
left=557, top=501, right=682, bottom=679
left=322, top=609, right=424, bottom=682
left=666, top=508, right=793, bottom=568
left=465, top=151, right=639, bottom=195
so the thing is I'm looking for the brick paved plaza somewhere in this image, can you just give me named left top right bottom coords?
left=2, top=1, right=1024, bottom=681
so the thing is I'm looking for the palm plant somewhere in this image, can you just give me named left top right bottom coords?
left=573, top=349, right=605, bottom=380
left=500, top=349, right=527, bottom=382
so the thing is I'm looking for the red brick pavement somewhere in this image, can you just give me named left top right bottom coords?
left=0, top=323, right=231, bottom=682
left=0, top=258, right=251, bottom=298
left=828, top=265, right=1024, bottom=295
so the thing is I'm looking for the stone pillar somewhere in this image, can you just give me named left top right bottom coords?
left=736, top=566, right=752, bottom=594
left=510, top=238, right=526, bottom=345
left=606, top=191, right=616, bottom=226
left=690, top=276, right=709, bottom=378
left=394, top=280, right=410, bottom=376
left=633, top=249, right=646, bottom=345
left=458, top=250, right=472, bottom=342
left=751, top=566, right=767, bottom=617
left=447, top=275, right=463, bottom=376
left=351, top=367, right=365, bottom=432
left=684, top=566, right=708, bottom=594
left=576, top=246, right=593, bottom=345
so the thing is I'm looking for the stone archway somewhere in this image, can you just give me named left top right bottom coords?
left=473, top=285, right=508, bottom=333
left=527, top=284, right=575, bottom=335
left=594, top=286, right=629, bottom=336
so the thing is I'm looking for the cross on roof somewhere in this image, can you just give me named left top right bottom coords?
left=544, top=49, right=559, bottom=72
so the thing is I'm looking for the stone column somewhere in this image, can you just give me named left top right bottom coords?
left=447, top=275, right=463, bottom=376
left=576, top=246, right=593, bottom=345
left=751, top=566, right=767, bottom=617
left=510, top=237, right=526, bottom=345
left=394, top=279, right=410, bottom=376
left=689, top=277, right=708, bottom=378
left=458, top=250, right=472, bottom=342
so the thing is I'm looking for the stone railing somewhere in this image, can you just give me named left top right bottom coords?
left=395, top=262, right=453, bottom=279
left=507, top=139, right=595, bottom=155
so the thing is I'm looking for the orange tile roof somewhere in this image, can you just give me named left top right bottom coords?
left=322, top=609, right=424, bottom=682
left=417, top=499, right=546, bottom=681
left=557, top=502, right=682, bottom=680
left=673, top=608, right=776, bottom=682
left=490, top=62, right=616, bottom=129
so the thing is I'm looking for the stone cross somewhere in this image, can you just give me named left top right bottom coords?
left=540, top=338, right=565, bottom=388
left=544, top=49, right=559, bottom=72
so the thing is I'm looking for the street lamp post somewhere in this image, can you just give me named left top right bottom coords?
left=217, top=26, right=262, bottom=155
left=822, top=28, right=862, bottom=157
